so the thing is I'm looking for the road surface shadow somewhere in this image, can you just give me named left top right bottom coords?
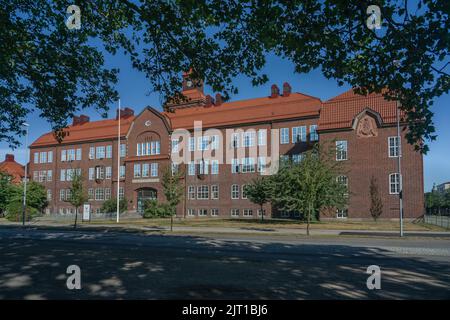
left=0, top=231, right=449, bottom=300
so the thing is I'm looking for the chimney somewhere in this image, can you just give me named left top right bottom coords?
left=72, top=116, right=80, bottom=126
left=283, top=82, right=292, bottom=97
left=270, top=84, right=280, bottom=98
left=215, top=93, right=223, bottom=106
left=79, top=114, right=90, bottom=125
left=116, top=107, right=135, bottom=120
left=205, top=95, right=214, bottom=108
left=5, top=154, right=14, bottom=162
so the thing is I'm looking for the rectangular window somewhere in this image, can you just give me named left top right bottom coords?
left=142, top=163, right=149, bottom=177
left=60, top=169, right=66, bottom=182
left=33, top=171, right=38, bottom=181
left=171, top=139, right=179, bottom=153
left=280, top=128, right=289, bottom=144
left=211, top=135, right=219, bottom=150
left=258, top=129, right=267, bottom=146
left=88, top=188, right=94, bottom=201
left=257, top=209, right=266, bottom=217
left=199, top=160, right=208, bottom=175
left=310, top=125, right=319, bottom=141
left=211, top=208, right=219, bottom=217
left=39, top=171, right=45, bottom=182
left=231, top=184, right=240, bottom=199
left=171, top=163, right=179, bottom=176
left=153, top=141, right=160, bottom=155
left=96, top=146, right=105, bottom=159
left=241, top=185, right=249, bottom=199
left=34, top=153, right=39, bottom=164
left=241, top=158, right=255, bottom=173
left=61, top=150, right=67, bottom=162
left=119, top=165, right=125, bottom=179
left=189, top=137, right=195, bottom=152
left=187, top=208, right=195, bottom=216
left=137, top=143, right=141, bottom=156
left=95, top=166, right=104, bottom=180
left=60, top=189, right=65, bottom=201
left=198, top=209, right=208, bottom=217
left=211, top=160, right=219, bottom=175
left=188, top=186, right=195, bottom=200
left=119, top=187, right=125, bottom=200
left=106, top=145, right=112, bottom=158
left=120, top=144, right=126, bottom=157
left=231, top=209, right=239, bottom=217
left=292, top=126, right=306, bottom=143
left=198, top=136, right=210, bottom=151
left=89, top=147, right=95, bottom=159
left=47, top=170, right=52, bottom=182
left=292, top=154, right=303, bottom=164
left=243, top=131, right=255, bottom=147
left=95, top=188, right=105, bottom=201
left=211, top=185, right=219, bottom=200
left=388, top=136, right=399, bottom=157
left=231, top=159, right=240, bottom=174
left=89, top=168, right=95, bottom=180
left=40, top=152, right=47, bottom=164
left=197, top=185, right=209, bottom=200
left=336, top=209, right=348, bottom=218
left=67, top=149, right=75, bottom=161
left=134, top=164, right=141, bottom=178
left=336, top=140, right=348, bottom=161
left=76, top=148, right=82, bottom=161
left=105, top=188, right=111, bottom=200
left=66, top=189, right=72, bottom=201
left=47, top=151, right=53, bottom=163
left=389, top=173, right=400, bottom=194
left=151, top=163, right=158, bottom=177
left=243, top=209, right=253, bottom=217
left=188, top=162, right=196, bottom=176
left=231, top=133, right=240, bottom=148
left=105, top=166, right=112, bottom=179
left=257, top=157, right=266, bottom=173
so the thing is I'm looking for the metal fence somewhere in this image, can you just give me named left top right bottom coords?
left=424, top=213, right=450, bottom=229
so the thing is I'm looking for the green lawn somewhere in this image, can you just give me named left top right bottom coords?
left=85, top=217, right=447, bottom=232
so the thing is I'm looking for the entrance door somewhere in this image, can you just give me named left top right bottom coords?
left=137, top=188, right=157, bottom=213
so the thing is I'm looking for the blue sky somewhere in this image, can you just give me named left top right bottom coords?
left=1, top=52, right=448, bottom=192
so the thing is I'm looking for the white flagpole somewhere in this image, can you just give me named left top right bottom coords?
left=116, top=99, right=121, bottom=223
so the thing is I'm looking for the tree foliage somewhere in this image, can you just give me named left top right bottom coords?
left=425, top=187, right=450, bottom=214
left=161, top=165, right=184, bottom=216
left=369, top=176, right=383, bottom=221
left=270, top=144, right=348, bottom=235
left=1, top=0, right=448, bottom=151
left=66, top=171, right=88, bottom=228
left=101, top=198, right=128, bottom=214
left=245, top=177, right=272, bottom=221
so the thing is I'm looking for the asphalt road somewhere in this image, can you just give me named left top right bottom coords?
left=0, top=226, right=449, bottom=299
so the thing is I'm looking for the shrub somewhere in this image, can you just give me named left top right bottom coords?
left=101, top=198, right=127, bottom=214
left=143, top=200, right=171, bottom=218
left=5, top=201, right=40, bottom=222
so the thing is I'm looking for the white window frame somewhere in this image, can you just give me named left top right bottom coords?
left=151, top=163, right=158, bottom=177
left=211, top=185, right=219, bottom=200
left=231, top=184, right=240, bottom=199
left=258, top=129, right=267, bottom=146
left=211, top=160, right=219, bottom=175
left=188, top=186, right=195, bottom=200
left=388, top=136, right=400, bottom=158
left=231, top=208, right=239, bottom=217
left=197, top=185, right=209, bottom=200
left=336, top=140, right=348, bottom=161
left=389, top=173, right=400, bottom=194
left=310, top=125, right=319, bottom=141
left=280, top=128, right=289, bottom=144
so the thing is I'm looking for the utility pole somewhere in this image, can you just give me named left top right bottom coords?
left=116, top=99, right=121, bottom=223
left=396, top=100, right=404, bottom=237
left=22, top=122, right=30, bottom=226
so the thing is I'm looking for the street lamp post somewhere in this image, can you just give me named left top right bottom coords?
left=396, top=100, right=404, bottom=237
left=116, top=99, right=121, bottom=223
left=22, top=123, right=30, bottom=226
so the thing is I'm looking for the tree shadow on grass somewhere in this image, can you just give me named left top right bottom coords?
left=0, top=229, right=449, bottom=300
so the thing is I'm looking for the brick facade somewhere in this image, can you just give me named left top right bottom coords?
left=28, top=84, right=424, bottom=219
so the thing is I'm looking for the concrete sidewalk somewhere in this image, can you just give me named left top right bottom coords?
left=1, top=220, right=449, bottom=238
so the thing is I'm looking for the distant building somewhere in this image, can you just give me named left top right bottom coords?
left=436, top=182, right=450, bottom=193
left=0, top=154, right=26, bottom=184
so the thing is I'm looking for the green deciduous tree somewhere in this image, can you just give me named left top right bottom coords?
left=271, top=145, right=348, bottom=235
left=369, top=176, right=383, bottom=221
left=0, top=172, right=15, bottom=215
left=101, top=198, right=128, bottom=214
left=66, top=172, right=88, bottom=228
left=245, top=177, right=272, bottom=222
left=1, top=1, right=448, bottom=152
left=161, top=165, right=184, bottom=231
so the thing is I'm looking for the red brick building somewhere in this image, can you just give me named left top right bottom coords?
left=28, top=78, right=424, bottom=219
left=0, top=154, right=26, bottom=184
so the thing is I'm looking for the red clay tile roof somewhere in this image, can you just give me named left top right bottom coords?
left=30, top=117, right=135, bottom=147
left=0, top=157, right=25, bottom=184
left=318, top=89, right=403, bottom=131
left=163, top=92, right=321, bottom=129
